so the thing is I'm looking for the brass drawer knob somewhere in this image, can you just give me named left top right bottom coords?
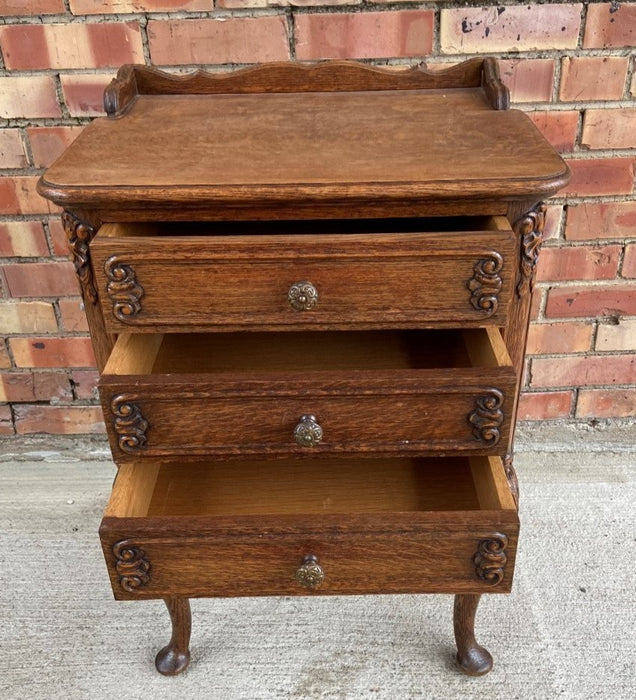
left=296, top=555, right=324, bottom=589
left=294, top=414, right=323, bottom=447
left=288, top=281, right=318, bottom=311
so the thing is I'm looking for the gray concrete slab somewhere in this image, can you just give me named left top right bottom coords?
left=0, top=424, right=634, bottom=699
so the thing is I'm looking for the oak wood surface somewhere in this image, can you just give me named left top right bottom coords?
left=92, top=224, right=515, bottom=332
left=99, top=329, right=516, bottom=460
left=39, top=90, right=567, bottom=210
left=103, top=59, right=494, bottom=116
left=99, top=456, right=518, bottom=599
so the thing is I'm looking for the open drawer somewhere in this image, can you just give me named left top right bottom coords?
left=99, top=327, right=516, bottom=461
left=100, top=455, right=519, bottom=600
left=90, top=216, right=515, bottom=333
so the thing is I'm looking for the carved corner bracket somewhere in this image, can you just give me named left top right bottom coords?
left=514, top=202, right=547, bottom=298
left=473, top=533, right=508, bottom=586
left=504, top=453, right=519, bottom=507
left=467, top=252, right=503, bottom=316
left=61, top=210, right=97, bottom=305
left=481, top=57, right=510, bottom=110
left=468, top=389, right=504, bottom=446
left=111, top=394, right=148, bottom=453
left=113, top=541, right=150, bottom=592
left=104, top=256, right=144, bottom=322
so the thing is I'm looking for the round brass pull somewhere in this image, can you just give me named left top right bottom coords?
left=294, top=414, right=323, bottom=447
left=288, top=281, right=318, bottom=311
left=296, top=555, right=324, bottom=589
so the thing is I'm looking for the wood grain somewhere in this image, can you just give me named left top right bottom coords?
left=38, top=89, right=568, bottom=211
left=99, top=456, right=518, bottom=599
left=91, top=224, right=516, bottom=332
left=98, top=329, right=517, bottom=460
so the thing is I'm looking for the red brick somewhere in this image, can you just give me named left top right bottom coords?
left=596, top=319, right=636, bottom=352
left=581, top=109, right=636, bottom=151
left=577, top=389, right=635, bottom=418
left=295, top=11, right=433, bottom=60
left=498, top=59, right=555, bottom=103
left=0, top=76, right=61, bottom=119
left=0, top=22, right=144, bottom=70
left=71, top=0, right=210, bottom=12
left=562, top=158, right=634, bottom=197
left=529, top=286, right=543, bottom=321
left=148, top=17, right=289, bottom=65
left=26, top=127, right=84, bottom=169
left=536, top=244, right=620, bottom=282
left=220, top=0, right=355, bottom=5
left=623, top=245, right=636, bottom=279
left=560, top=56, right=628, bottom=102
left=0, top=342, right=11, bottom=369
left=14, top=404, right=104, bottom=435
left=2, top=261, right=79, bottom=298
left=584, top=3, right=636, bottom=48
left=58, top=298, right=89, bottom=332
left=517, top=390, right=573, bottom=420
left=0, top=221, right=49, bottom=257
left=48, top=217, right=70, bottom=257
left=0, top=0, right=64, bottom=15
left=440, top=5, right=581, bottom=54
left=543, top=205, right=563, bottom=242
left=531, top=354, right=635, bottom=388
left=60, top=74, right=114, bottom=118
left=527, top=111, right=578, bottom=153
left=0, top=370, right=72, bottom=403
left=0, top=178, right=19, bottom=214
left=0, top=129, right=27, bottom=169
left=526, top=321, right=593, bottom=355
left=545, top=285, right=636, bottom=319
left=0, top=403, right=14, bottom=435
left=0, top=300, right=58, bottom=334
left=0, top=176, right=59, bottom=215
left=10, top=337, right=96, bottom=369
left=565, top=202, right=636, bottom=241
left=71, top=369, right=99, bottom=400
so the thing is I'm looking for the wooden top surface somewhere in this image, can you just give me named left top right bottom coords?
left=39, top=89, right=568, bottom=208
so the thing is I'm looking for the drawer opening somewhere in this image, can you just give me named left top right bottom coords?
left=98, top=216, right=511, bottom=239
left=105, top=456, right=516, bottom=520
left=103, top=328, right=512, bottom=376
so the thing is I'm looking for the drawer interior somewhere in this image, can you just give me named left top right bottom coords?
left=105, top=455, right=516, bottom=519
left=98, top=215, right=511, bottom=239
left=103, top=327, right=512, bottom=376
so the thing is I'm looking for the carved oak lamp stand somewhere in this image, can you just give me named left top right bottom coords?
left=39, top=58, right=567, bottom=677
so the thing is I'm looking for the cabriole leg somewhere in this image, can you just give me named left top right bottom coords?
left=155, top=597, right=191, bottom=676
left=453, top=594, right=493, bottom=676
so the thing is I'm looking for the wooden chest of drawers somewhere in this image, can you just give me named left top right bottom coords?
left=38, top=58, right=568, bottom=677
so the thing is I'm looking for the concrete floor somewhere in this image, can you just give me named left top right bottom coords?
left=1, top=422, right=634, bottom=700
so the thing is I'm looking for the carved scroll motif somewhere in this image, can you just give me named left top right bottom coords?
left=468, top=390, right=504, bottom=446
left=104, top=256, right=144, bottom=322
left=473, top=534, right=508, bottom=586
left=61, top=210, right=97, bottom=304
left=111, top=394, right=148, bottom=453
left=467, top=252, right=503, bottom=316
left=504, top=453, right=519, bottom=506
left=514, top=202, right=547, bottom=298
left=113, top=541, right=150, bottom=592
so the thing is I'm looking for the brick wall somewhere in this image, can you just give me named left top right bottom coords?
left=0, top=1, right=634, bottom=436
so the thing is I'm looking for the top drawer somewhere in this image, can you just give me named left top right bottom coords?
left=91, top=217, right=515, bottom=333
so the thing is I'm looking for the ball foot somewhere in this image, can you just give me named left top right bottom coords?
left=155, top=646, right=190, bottom=676
left=456, top=645, right=493, bottom=676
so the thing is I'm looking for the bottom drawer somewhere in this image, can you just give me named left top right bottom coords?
left=100, top=456, right=518, bottom=600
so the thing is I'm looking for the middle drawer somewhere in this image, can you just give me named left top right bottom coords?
left=99, top=328, right=516, bottom=462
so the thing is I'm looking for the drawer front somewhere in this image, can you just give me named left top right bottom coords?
left=91, top=227, right=516, bottom=332
left=99, top=374, right=516, bottom=461
left=100, top=514, right=519, bottom=600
